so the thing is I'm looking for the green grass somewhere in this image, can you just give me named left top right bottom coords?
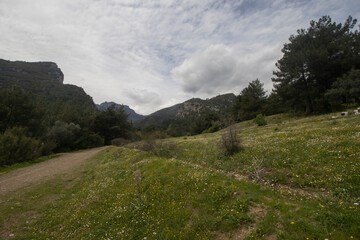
left=1, top=113, right=360, bottom=239
left=168, top=113, right=360, bottom=203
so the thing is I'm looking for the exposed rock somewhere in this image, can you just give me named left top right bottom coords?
left=0, top=59, right=64, bottom=87
left=136, top=93, right=237, bottom=128
left=0, top=58, right=95, bottom=110
left=176, top=101, right=203, bottom=117
left=38, top=62, right=64, bottom=83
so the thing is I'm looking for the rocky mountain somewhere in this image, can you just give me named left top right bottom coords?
left=0, top=59, right=64, bottom=85
left=96, top=102, right=145, bottom=123
left=0, top=58, right=237, bottom=132
left=137, top=93, right=237, bottom=128
left=0, top=58, right=96, bottom=112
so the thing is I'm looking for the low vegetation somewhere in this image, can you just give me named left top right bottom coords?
left=0, top=87, right=130, bottom=167
left=221, top=125, right=241, bottom=156
left=172, top=113, right=360, bottom=202
left=254, top=114, right=267, bottom=127
left=1, top=112, right=359, bottom=239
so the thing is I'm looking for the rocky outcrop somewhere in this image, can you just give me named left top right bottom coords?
left=176, top=101, right=203, bottom=117
left=0, top=58, right=95, bottom=110
left=37, top=62, right=64, bottom=83
left=136, top=93, right=237, bottom=127
left=0, top=59, right=64, bottom=86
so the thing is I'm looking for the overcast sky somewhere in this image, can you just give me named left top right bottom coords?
left=0, top=0, right=359, bottom=114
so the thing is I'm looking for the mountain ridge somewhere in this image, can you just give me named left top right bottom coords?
left=136, top=93, right=237, bottom=128
left=96, top=102, right=146, bottom=123
left=97, top=93, right=237, bottom=129
left=1, top=59, right=238, bottom=130
left=0, top=58, right=95, bottom=111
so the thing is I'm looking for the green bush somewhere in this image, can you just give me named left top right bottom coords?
left=203, top=122, right=221, bottom=133
left=46, top=121, right=81, bottom=152
left=254, top=114, right=267, bottom=126
left=0, top=127, right=42, bottom=167
left=41, top=139, right=57, bottom=156
left=75, top=132, right=104, bottom=149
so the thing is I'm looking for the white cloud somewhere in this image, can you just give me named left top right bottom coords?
left=172, top=45, right=238, bottom=95
left=172, top=43, right=282, bottom=97
left=0, top=0, right=359, bottom=114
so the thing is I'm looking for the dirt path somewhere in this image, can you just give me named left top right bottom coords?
left=0, top=147, right=107, bottom=196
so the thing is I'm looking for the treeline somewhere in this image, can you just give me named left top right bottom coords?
left=0, top=87, right=132, bottom=167
left=142, top=111, right=225, bottom=137
left=232, top=15, right=360, bottom=121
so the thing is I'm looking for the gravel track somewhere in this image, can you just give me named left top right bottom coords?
left=0, top=147, right=107, bottom=196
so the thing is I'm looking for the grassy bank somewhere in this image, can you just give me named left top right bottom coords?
left=0, top=113, right=359, bottom=239
left=167, top=113, right=360, bottom=203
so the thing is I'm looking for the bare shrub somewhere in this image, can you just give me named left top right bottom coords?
left=248, top=157, right=266, bottom=183
left=149, top=130, right=169, bottom=139
left=135, top=137, right=156, bottom=152
left=136, top=138, right=179, bottom=158
left=221, top=125, right=241, bottom=156
left=133, top=169, right=142, bottom=193
left=111, top=138, right=131, bottom=146
left=153, top=141, right=178, bottom=158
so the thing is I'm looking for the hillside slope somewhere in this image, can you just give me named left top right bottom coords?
left=1, top=113, right=359, bottom=239
left=137, top=93, right=236, bottom=128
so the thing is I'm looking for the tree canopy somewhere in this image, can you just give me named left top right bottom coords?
left=272, top=16, right=360, bottom=113
left=232, top=79, right=267, bottom=121
left=94, top=104, right=132, bottom=145
left=325, top=68, right=360, bottom=108
left=0, top=86, right=44, bottom=136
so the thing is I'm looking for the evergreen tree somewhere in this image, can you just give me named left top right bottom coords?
left=273, top=16, right=360, bottom=113
left=326, top=69, right=360, bottom=108
left=0, top=86, right=44, bottom=135
left=94, top=104, right=132, bottom=144
left=232, top=79, right=267, bottom=121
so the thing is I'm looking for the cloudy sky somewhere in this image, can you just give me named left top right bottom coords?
left=0, top=0, right=359, bottom=114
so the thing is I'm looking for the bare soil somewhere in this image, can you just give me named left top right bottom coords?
left=0, top=147, right=107, bottom=196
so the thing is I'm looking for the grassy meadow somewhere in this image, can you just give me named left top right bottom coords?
left=0, top=113, right=359, bottom=239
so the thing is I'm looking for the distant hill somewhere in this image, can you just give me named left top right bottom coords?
left=0, top=59, right=95, bottom=111
left=96, top=102, right=145, bottom=123
left=0, top=58, right=238, bottom=132
left=137, top=93, right=237, bottom=128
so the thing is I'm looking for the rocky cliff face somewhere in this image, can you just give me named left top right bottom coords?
left=0, top=58, right=95, bottom=110
left=0, top=59, right=64, bottom=88
left=176, top=101, right=202, bottom=117
left=37, top=62, right=64, bottom=83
